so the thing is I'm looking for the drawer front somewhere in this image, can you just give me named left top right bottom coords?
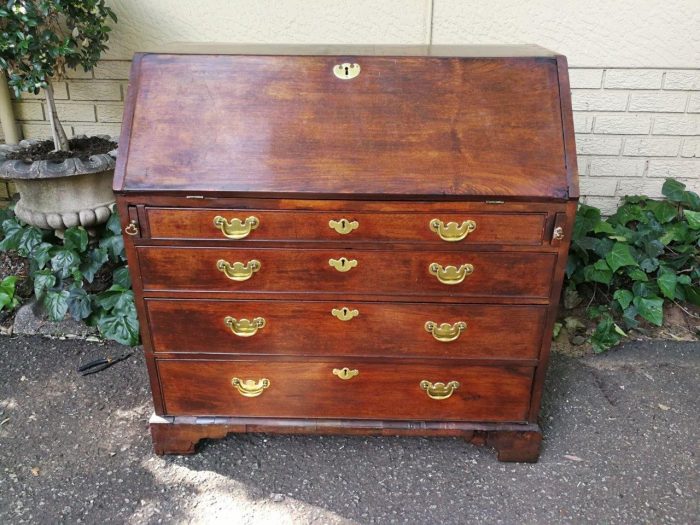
left=137, top=247, right=556, bottom=299
left=146, top=299, right=546, bottom=359
left=157, top=359, right=534, bottom=422
left=146, top=207, right=546, bottom=245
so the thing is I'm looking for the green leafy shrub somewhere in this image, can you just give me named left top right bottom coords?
left=0, top=275, right=20, bottom=311
left=566, top=179, right=700, bottom=352
left=0, top=206, right=139, bottom=345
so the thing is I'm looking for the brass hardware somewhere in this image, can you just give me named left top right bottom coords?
left=553, top=226, right=565, bottom=241
left=428, top=263, right=474, bottom=285
left=420, top=380, right=460, bottom=400
left=216, top=259, right=261, bottom=281
left=424, top=321, right=467, bottom=342
left=485, top=200, right=505, bottom=204
left=333, top=62, right=361, bottom=80
left=213, top=215, right=259, bottom=239
left=429, top=219, right=477, bottom=242
left=231, top=377, right=270, bottom=397
left=329, top=257, right=358, bottom=273
left=224, top=316, right=266, bottom=337
left=124, top=220, right=139, bottom=236
left=333, top=367, right=359, bottom=380
left=329, top=218, right=359, bottom=235
left=331, top=307, right=359, bottom=321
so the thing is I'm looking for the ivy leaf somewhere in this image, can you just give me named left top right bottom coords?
left=662, top=179, right=687, bottom=202
left=0, top=218, right=23, bottom=251
left=633, top=281, right=658, bottom=298
left=105, top=212, right=121, bottom=236
left=613, top=289, right=634, bottom=309
left=50, top=247, right=80, bottom=278
left=67, top=287, right=92, bottom=320
left=99, top=234, right=124, bottom=262
left=632, top=296, right=664, bottom=326
left=112, top=266, right=131, bottom=289
left=605, top=243, right=639, bottom=272
left=639, top=258, right=659, bottom=273
left=590, top=315, right=624, bottom=353
left=684, top=210, right=700, bottom=230
left=17, top=226, right=43, bottom=256
left=30, top=242, right=53, bottom=270
left=573, top=205, right=601, bottom=239
left=645, top=200, right=678, bottom=223
left=627, top=267, right=649, bottom=282
left=657, top=270, right=678, bottom=300
left=593, top=221, right=616, bottom=235
left=80, top=247, right=108, bottom=283
left=583, top=260, right=613, bottom=285
left=682, top=286, right=700, bottom=306
left=63, top=226, right=88, bottom=253
left=33, top=269, right=56, bottom=301
left=43, top=289, right=69, bottom=321
left=622, top=305, right=639, bottom=329
left=97, top=310, right=139, bottom=346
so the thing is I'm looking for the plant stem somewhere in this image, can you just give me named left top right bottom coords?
left=44, top=82, right=70, bottom=152
left=672, top=300, right=700, bottom=319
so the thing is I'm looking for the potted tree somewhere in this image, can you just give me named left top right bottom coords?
left=0, top=0, right=118, bottom=235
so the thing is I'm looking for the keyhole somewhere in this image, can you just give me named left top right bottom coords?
left=341, top=259, right=346, bottom=268
left=344, top=66, right=349, bottom=76
left=341, top=219, right=347, bottom=228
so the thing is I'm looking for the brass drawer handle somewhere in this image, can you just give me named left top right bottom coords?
left=124, top=220, right=139, bottom=236
left=420, top=380, right=460, bottom=400
left=425, top=321, right=467, bottom=342
left=428, top=263, right=474, bottom=285
left=331, top=307, right=359, bottom=321
left=224, top=316, right=266, bottom=337
left=216, top=259, right=260, bottom=281
left=329, top=218, right=359, bottom=235
left=430, top=219, right=477, bottom=242
left=213, top=215, right=259, bottom=239
left=329, top=257, right=358, bottom=273
left=231, top=377, right=270, bottom=397
left=333, top=367, right=359, bottom=380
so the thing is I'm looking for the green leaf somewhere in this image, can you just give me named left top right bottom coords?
left=33, top=269, right=56, bottom=301
left=67, top=287, right=92, bottom=320
left=43, top=289, right=69, bottom=321
left=622, top=305, right=639, bottom=329
left=639, top=258, right=659, bottom=273
left=657, top=270, right=678, bottom=300
left=17, top=226, right=43, bottom=256
left=80, top=247, right=108, bottom=283
left=30, top=242, right=53, bottom=270
left=632, top=296, right=664, bottom=326
left=105, top=212, right=121, bottom=236
left=63, top=226, right=88, bottom=253
left=112, top=266, right=131, bottom=289
left=592, top=221, right=616, bottom=235
left=645, top=200, right=678, bottom=223
left=99, top=234, right=124, bottom=262
left=633, top=281, right=658, bottom=298
left=662, top=179, right=687, bottom=202
left=96, top=308, right=139, bottom=347
left=95, top=285, right=134, bottom=314
left=605, top=242, right=639, bottom=272
left=684, top=210, right=700, bottom=230
left=583, top=259, right=613, bottom=285
left=627, top=267, right=649, bottom=282
left=50, top=247, right=80, bottom=278
left=0, top=218, right=23, bottom=251
left=590, top=315, right=624, bottom=353
left=573, top=205, right=601, bottom=240
left=613, top=289, right=634, bottom=309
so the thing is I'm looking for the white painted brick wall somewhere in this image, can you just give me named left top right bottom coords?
left=6, top=62, right=700, bottom=208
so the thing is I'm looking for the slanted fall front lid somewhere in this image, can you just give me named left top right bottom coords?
left=115, top=45, right=577, bottom=200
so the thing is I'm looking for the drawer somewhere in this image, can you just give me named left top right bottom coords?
left=137, top=247, right=556, bottom=299
left=146, top=299, right=546, bottom=360
left=157, top=359, right=534, bottom=422
left=145, top=207, right=546, bottom=246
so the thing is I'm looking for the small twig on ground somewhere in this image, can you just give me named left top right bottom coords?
left=672, top=300, right=700, bottom=320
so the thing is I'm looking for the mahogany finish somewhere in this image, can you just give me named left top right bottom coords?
left=115, top=45, right=579, bottom=462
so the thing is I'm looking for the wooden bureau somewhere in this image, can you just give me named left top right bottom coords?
left=114, top=44, right=578, bottom=462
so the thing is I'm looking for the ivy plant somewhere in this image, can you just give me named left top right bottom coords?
left=0, top=0, right=117, bottom=151
left=566, top=178, right=700, bottom=352
left=0, top=205, right=139, bottom=345
left=0, top=274, right=20, bottom=311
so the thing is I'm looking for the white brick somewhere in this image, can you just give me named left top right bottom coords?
left=68, top=82, right=121, bottom=101
left=653, top=115, right=700, bottom=135
left=21, top=123, right=52, bottom=139
left=571, top=90, right=628, bottom=111
left=65, top=68, right=93, bottom=79
left=623, top=137, right=680, bottom=157
left=628, top=92, right=688, bottom=112
left=96, top=104, right=124, bottom=123
left=688, top=93, right=700, bottom=113
left=663, top=70, right=700, bottom=90
left=681, top=138, right=700, bottom=158
left=576, top=136, right=622, bottom=155
left=573, top=113, right=593, bottom=133
left=54, top=103, right=96, bottom=122
left=569, top=69, right=603, bottom=89
left=647, top=159, right=700, bottom=178
left=16, top=82, right=68, bottom=100
left=605, top=69, right=663, bottom=89
left=617, top=178, right=666, bottom=198
left=14, top=102, right=44, bottom=121
left=70, top=123, right=122, bottom=137
left=594, top=114, right=651, bottom=135
left=583, top=196, right=620, bottom=215
left=580, top=177, right=618, bottom=196
left=93, top=61, right=132, bottom=80
left=589, top=158, right=646, bottom=177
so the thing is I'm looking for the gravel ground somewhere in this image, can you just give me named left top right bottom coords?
left=0, top=335, right=697, bottom=524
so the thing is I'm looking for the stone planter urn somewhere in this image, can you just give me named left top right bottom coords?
left=0, top=137, right=117, bottom=235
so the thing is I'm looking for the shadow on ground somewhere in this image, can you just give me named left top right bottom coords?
left=0, top=335, right=697, bottom=524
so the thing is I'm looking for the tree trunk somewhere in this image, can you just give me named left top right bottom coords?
left=44, top=82, right=70, bottom=152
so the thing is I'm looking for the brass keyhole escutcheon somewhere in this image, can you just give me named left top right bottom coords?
left=333, top=62, right=361, bottom=80
left=329, top=218, right=359, bottom=235
left=329, top=257, right=358, bottom=273
left=333, top=367, right=359, bottom=380
left=331, top=307, right=359, bottom=321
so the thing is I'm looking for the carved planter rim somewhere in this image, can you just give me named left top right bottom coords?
left=0, top=136, right=117, bottom=181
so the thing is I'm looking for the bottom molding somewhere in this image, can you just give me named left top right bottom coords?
left=149, top=414, right=542, bottom=463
